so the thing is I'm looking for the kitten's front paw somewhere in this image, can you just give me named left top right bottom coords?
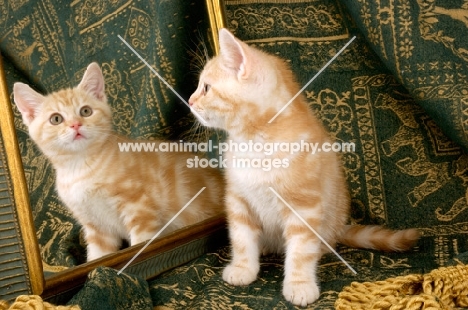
left=283, top=281, right=320, bottom=307
left=222, top=264, right=258, bottom=286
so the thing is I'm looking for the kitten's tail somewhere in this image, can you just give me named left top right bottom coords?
left=338, top=225, right=420, bottom=252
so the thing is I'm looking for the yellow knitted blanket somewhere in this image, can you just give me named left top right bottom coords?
left=0, top=296, right=80, bottom=310
left=0, top=295, right=163, bottom=310
left=336, top=264, right=468, bottom=309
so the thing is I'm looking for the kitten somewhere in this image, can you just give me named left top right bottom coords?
left=14, top=63, right=224, bottom=262
left=189, top=29, right=419, bottom=306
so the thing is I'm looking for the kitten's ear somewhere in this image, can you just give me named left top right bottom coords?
left=218, top=28, right=250, bottom=79
left=13, top=83, right=45, bottom=126
left=78, top=62, right=106, bottom=101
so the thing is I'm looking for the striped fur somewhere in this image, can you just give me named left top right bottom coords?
left=189, top=29, right=419, bottom=306
left=14, top=63, right=224, bottom=261
left=339, top=225, right=420, bottom=252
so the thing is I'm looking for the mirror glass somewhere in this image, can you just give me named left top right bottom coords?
left=0, top=0, right=226, bottom=300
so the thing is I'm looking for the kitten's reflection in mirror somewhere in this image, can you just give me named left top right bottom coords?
left=13, top=62, right=224, bottom=262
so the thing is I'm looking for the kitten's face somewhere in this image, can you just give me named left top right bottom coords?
left=189, top=29, right=284, bottom=131
left=14, top=63, right=112, bottom=156
left=189, top=57, right=239, bottom=129
left=30, top=89, right=112, bottom=154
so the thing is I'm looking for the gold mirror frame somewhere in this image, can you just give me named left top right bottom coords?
left=0, top=0, right=226, bottom=303
left=0, top=53, right=43, bottom=298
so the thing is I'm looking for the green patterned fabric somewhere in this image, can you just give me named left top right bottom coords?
left=67, top=267, right=152, bottom=310
left=342, top=0, right=468, bottom=152
left=150, top=246, right=467, bottom=309
left=0, top=0, right=214, bottom=270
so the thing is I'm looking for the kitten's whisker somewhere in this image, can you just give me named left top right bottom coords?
left=187, top=51, right=204, bottom=74
left=180, top=118, right=212, bottom=145
left=187, top=43, right=209, bottom=74
left=182, top=123, right=198, bottom=142
left=268, top=36, right=356, bottom=124
left=268, top=187, right=358, bottom=275
left=117, top=35, right=208, bottom=125
left=199, top=35, right=210, bottom=64
left=118, top=187, right=207, bottom=275
left=187, top=29, right=211, bottom=73
left=187, top=45, right=205, bottom=74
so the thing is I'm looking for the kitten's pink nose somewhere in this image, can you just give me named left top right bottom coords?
left=188, top=95, right=195, bottom=106
left=70, top=122, right=82, bottom=130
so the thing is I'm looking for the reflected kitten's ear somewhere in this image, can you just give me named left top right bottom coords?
left=78, top=62, right=106, bottom=102
left=13, top=83, right=45, bottom=126
left=218, top=28, right=250, bottom=79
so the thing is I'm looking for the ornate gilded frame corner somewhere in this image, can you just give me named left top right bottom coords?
left=0, top=2, right=228, bottom=304
left=205, top=0, right=227, bottom=55
left=0, top=54, right=43, bottom=300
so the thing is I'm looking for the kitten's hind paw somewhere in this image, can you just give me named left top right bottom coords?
left=283, top=281, right=320, bottom=307
left=222, top=264, right=258, bottom=286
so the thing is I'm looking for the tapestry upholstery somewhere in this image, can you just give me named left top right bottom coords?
left=67, top=267, right=153, bottom=310
left=343, top=0, right=468, bottom=152
left=1, top=0, right=468, bottom=309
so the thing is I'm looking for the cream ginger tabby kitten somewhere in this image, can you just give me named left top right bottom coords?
left=14, top=63, right=224, bottom=262
left=189, top=29, right=419, bottom=306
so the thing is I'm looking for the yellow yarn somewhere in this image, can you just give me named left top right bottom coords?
left=336, top=264, right=468, bottom=310
left=0, top=295, right=80, bottom=310
left=0, top=300, right=10, bottom=310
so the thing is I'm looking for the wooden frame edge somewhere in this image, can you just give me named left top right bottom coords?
left=205, top=0, right=227, bottom=55
left=42, top=215, right=227, bottom=303
left=0, top=54, right=44, bottom=295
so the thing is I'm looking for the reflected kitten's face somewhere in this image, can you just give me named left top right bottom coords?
left=14, top=63, right=113, bottom=156
left=32, top=90, right=112, bottom=154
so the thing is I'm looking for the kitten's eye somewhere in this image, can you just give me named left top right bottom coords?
left=80, top=106, right=93, bottom=117
left=50, top=113, right=63, bottom=125
left=203, top=83, right=211, bottom=95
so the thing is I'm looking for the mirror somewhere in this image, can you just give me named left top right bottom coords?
left=0, top=0, right=227, bottom=303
